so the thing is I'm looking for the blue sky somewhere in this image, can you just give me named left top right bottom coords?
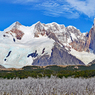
left=0, top=0, right=95, bottom=33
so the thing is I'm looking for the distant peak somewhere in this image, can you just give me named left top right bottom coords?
left=11, top=21, right=21, bottom=28
left=92, top=18, right=95, bottom=30
left=52, top=22, right=58, bottom=24
left=3, top=21, right=22, bottom=32
left=36, top=21, right=41, bottom=24
left=15, top=21, right=21, bottom=26
left=67, top=25, right=73, bottom=28
left=35, top=21, right=43, bottom=28
left=94, top=18, right=95, bottom=26
left=13, top=21, right=21, bottom=29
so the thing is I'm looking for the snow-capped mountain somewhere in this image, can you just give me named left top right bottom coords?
left=0, top=20, right=95, bottom=68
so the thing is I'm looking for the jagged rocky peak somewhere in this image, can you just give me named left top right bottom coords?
left=9, top=21, right=21, bottom=29
left=88, top=18, right=95, bottom=53
left=33, top=21, right=88, bottom=52
left=51, top=22, right=59, bottom=26
left=60, top=24, right=65, bottom=29
left=51, top=22, right=61, bottom=31
left=34, top=21, right=46, bottom=37
left=4, top=21, right=22, bottom=32
left=14, top=21, right=21, bottom=26
left=93, top=18, right=95, bottom=30
left=65, top=25, right=89, bottom=52
left=35, top=21, right=43, bottom=28
left=94, top=18, right=95, bottom=26
left=67, top=26, right=82, bottom=36
left=3, top=21, right=24, bottom=41
left=91, top=18, right=95, bottom=29
left=12, top=21, right=22, bottom=29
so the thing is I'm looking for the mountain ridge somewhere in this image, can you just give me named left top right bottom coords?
left=0, top=20, right=95, bottom=68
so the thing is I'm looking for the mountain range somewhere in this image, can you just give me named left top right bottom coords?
left=0, top=19, right=95, bottom=68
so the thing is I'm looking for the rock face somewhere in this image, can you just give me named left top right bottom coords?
left=33, top=43, right=84, bottom=66
left=89, top=20, right=95, bottom=53
left=34, top=22, right=46, bottom=37
left=3, top=22, right=24, bottom=42
left=33, top=22, right=89, bottom=52
left=3, top=22, right=24, bottom=40
left=82, top=19, right=95, bottom=54
left=32, top=20, right=95, bottom=53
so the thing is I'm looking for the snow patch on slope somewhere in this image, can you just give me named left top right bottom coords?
left=70, top=49, right=95, bottom=65
left=70, top=33, right=77, bottom=40
left=4, top=22, right=17, bottom=32
left=17, top=25, right=34, bottom=43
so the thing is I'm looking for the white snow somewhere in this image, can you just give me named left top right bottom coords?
left=4, top=22, right=17, bottom=32
left=67, top=26, right=73, bottom=29
left=67, top=26, right=77, bottom=30
left=17, top=25, right=34, bottom=43
left=70, top=49, right=95, bottom=65
left=83, top=32, right=87, bottom=36
left=0, top=22, right=55, bottom=68
left=67, top=37, right=72, bottom=43
left=70, top=33, right=77, bottom=40
left=0, top=34, right=54, bottom=68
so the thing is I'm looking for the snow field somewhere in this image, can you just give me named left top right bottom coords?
left=70, top=49, right=95, bottom=65
left=0, top=36, right=54, bottom=68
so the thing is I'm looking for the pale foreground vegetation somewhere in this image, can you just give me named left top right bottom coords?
left=0, top=76, right=95, bottom=95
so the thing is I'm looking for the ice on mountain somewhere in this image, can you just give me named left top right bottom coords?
left=0, top=21, right=95, bottom=68
left=0, top=34, right=54, bottom=68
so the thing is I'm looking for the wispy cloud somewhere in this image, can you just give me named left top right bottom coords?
left=2, top=0, right=95, bottom=18
left=35, top=1, right=79, bottom=18
left=66, top=0, right=95, bottom=17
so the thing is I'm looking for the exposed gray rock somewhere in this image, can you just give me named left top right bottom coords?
left=89, top=28, right=95, bottom=53
left=32, top=43, right=84, bottom=66
left=0, top=65, right=5, bottom=69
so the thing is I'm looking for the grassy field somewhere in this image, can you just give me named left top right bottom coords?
left=0, top=64, right=95, bottom=79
